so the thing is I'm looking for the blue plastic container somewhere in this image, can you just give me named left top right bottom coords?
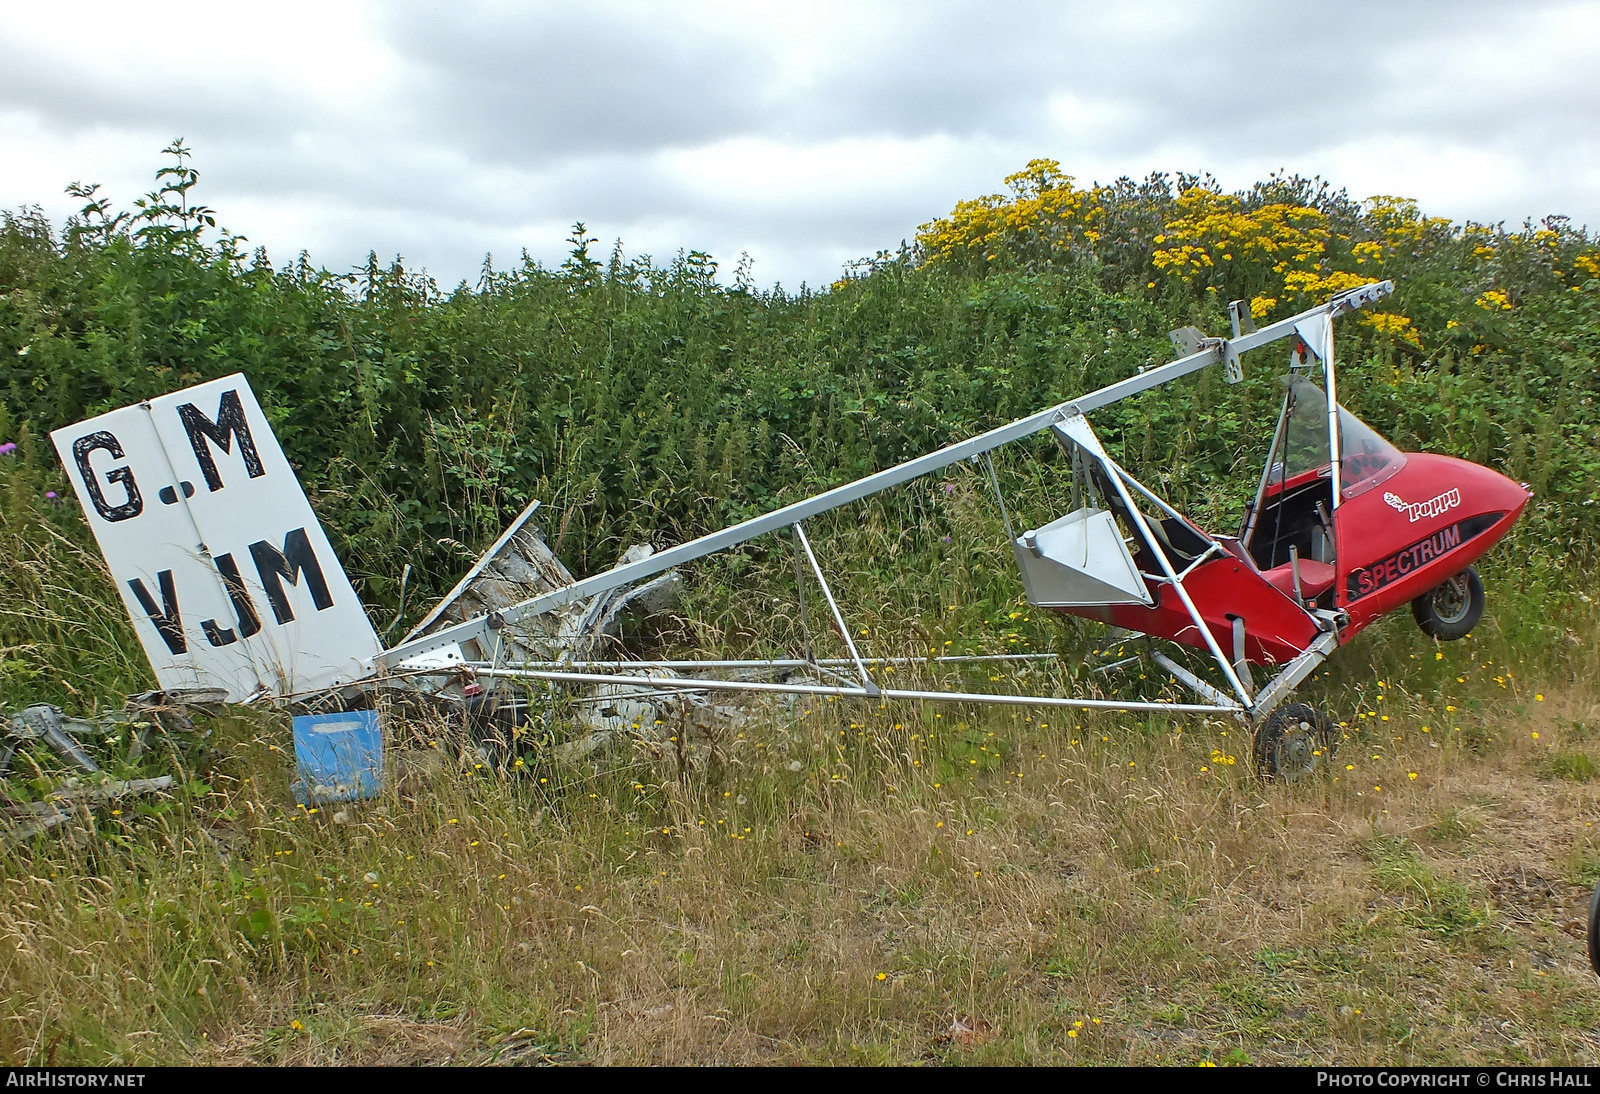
left=292, top=710, right=383, bottom=804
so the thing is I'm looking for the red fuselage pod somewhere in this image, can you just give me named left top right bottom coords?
left=1333, top=452, right=1530, bottom=638
left=1050, top=558, right=1322, bottom=667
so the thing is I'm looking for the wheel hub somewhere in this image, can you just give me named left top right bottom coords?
left=1434, top=575, right=1472, bottom=624
left=1276, top=720, right=1318, bottom=775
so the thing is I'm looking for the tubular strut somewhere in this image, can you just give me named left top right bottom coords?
left=792, top=522, right=878, bottom=695
left=1100, top=452, right=1253, bottom=707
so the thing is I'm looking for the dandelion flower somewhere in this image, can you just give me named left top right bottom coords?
left=877, top=972, right=887, bottom=981
left=1408, top=772, right=1417, bottom=780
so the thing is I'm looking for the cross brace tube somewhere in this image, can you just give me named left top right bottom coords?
left=1099, top=458, right=1254, bottom=706
left=466, top=668, right=1240, bottom=715
left=792, top=522, right=878, bottom=693
left=1149, top=650, right=1241, bottom=711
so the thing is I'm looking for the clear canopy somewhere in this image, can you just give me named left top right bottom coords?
left=1272, top=375, right=1405, bottom=498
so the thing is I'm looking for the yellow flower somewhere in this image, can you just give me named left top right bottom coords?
left=877, top=972, right=887, bottom=981
left=291, top=1019, right=303, bottom=1031
left=1068, top=1029, right=1078, bottom=1039
left=1408, top=772, right=1417, bottom=780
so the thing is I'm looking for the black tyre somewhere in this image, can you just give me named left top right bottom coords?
left=1589, top=877, right=1600, bottom=978
left=1411, top=566, right=1484, bottom=641
left=1253, top=702, right=1337, bottom=781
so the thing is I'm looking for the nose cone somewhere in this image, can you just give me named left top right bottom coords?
left=1404, top=452, right=1530, bottom=523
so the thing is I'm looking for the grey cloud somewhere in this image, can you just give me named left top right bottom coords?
left=379, top=2, right=771, bottom=163
left=1, top=0, right=1596, bottom=290
left=0, top=41, right=320, bottom=144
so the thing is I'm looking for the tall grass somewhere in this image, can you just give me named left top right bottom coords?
left=0, top=578, right=1594, bottom=1064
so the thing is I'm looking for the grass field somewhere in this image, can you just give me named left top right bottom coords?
left=2, top=571, right=1596, bottom=1066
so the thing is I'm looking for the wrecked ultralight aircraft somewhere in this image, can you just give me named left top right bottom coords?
left=45, top=279, right=1530, bottom=777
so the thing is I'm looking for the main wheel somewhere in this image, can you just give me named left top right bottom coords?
left=1253, top=702, right=1337, bottom=781
left=1412, top=566, right=1484, bottom=641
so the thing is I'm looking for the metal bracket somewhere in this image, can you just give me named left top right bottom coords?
left=1230, top=616, right=1253, bottom=700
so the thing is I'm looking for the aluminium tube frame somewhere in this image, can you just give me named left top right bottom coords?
left=387, top=287, right=1382, bottom=728
left=382, top=282, right=1393, bottom=669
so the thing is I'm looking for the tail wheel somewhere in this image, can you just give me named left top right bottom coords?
left=1253, top=702, right=1337, bottom=781
left=1412, top=566, right=1484, bottom=641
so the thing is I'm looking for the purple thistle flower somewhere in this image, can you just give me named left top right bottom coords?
left=45, top=491, right=59, bottom=503
left=0, top=442, right=16, bottom=456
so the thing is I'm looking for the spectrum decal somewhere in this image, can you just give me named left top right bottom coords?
left=1346, top=513, right=1502, bottom=601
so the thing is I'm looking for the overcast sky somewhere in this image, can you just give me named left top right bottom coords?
left=2, top=0, right=1597, bottom=290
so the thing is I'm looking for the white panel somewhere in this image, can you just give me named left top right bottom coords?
left=1014, top=508, right=1153, bottom=607
left=1294, top=313, right=1334, bottom=364
left=51, top=375, right=381, bottom=700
